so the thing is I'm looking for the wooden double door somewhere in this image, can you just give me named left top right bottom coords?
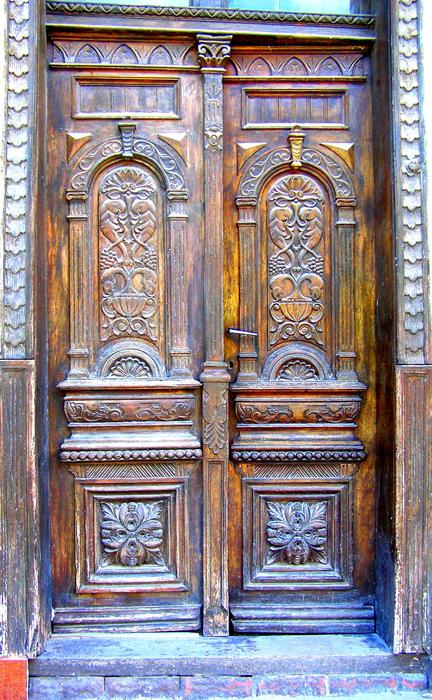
left=47, top=30, right=376, bottom=635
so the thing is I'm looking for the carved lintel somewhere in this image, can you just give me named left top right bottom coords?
left=288, top=124, right=305, bottom=168
left=118, top=121, right=136, bottom=157
left=197, top=34, right=232, bottom=70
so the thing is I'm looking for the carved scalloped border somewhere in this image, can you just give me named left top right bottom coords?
left=44, top=2, right=375, bottom=26
left=394, top=0, right=427, bottom=362
left=3, top=0, right=30, bottom=357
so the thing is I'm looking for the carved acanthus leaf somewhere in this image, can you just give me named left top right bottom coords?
left=203, top=388, right=228, bottom=455
left=304, top=404, right=360, bottom=423
left=136, top=400, right=193, bottom=421
left=236, top=404, right=293, bottom=424
left=197, top=34, right=232, bottom=68
left=64, top=401, right=124, bottom=422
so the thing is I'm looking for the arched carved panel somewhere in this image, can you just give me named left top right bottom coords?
left=266, top=174, right=328, bottom=354
left=232, top=133, right=366, bottom=464
left=98, top=165, right=162, bottom=352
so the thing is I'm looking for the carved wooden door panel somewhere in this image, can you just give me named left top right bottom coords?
left=46, top=28, right=376, bottom=636
left=223, top=45, right=376, bottom=633
left=47, top=36, right=206, bottom=632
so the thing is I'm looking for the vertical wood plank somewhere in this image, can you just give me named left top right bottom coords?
left=394, top=365, right=432, bottom=652
left=198, top=34, right=232, bottom=637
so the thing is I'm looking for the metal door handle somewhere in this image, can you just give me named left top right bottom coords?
left=226, top=328, right=258, bottom=338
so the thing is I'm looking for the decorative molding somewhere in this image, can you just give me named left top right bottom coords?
left=51, top=39, right=198, bottom=67
left=228, top=53, right=366, bottom=79
left=202, top=387, right=228, bottom=455
left=232, top=448, right=366, bottom=462
left=304, top=404, right=360, bottom=423
left=67, top=132, right=92, bottom=161
left=237, top=146, right=355, bottom=201
left=158, top=132, right=188, bottom=164
left=237, top=142, right=266, bottom=171
left=321, top=142, right=355, bottom=171
left=237, top=462, right=359, bottom=480
left=197, top=34, right=231, bottom=69
left=60, top=448, right=203, bottom=462
left=135, top=400, right=193, bottom=421
left=64, top=401, right=124, bottom=422
left=45, top=2, right=375, bottom=26
left=236, top=403, right=293, bottom=424
left=393, top=0, right=427, bottom=362
left=69, top=462, right=198, bottom=479
left=3, top=0, right=31, bottom=357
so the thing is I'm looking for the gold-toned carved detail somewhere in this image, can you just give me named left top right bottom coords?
left=67, top=132, right=92, bottom=161
left=266, top=501, right=328, bottom=565
left=321, top=142, right=355, bottom=171
left=287, top=124, right=305, bottom=168
left=237, top=142, right=266, bottom=171
left=158, top=132, right=189, bottom=164
left=268, top=175, right=325, bottom=349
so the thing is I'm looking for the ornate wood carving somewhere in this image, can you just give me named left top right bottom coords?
left=75, top=480, right=190, bottom=593
left=392, top=0, right=428, bottom=363
left=45, top=2, right=375, bottom=26
left=198, top=33, right=231, bottom=637
left=50, top=39, right=198, bottom=67
left=243, top=481, right=353, bottom=591
left=267, top=174, right=326, bottom=350
left=98, top=166, right=160, bottom=345
left=227, top=51, right=366, bottom=79
left=100, top=500, right=165, bottom=567
left=266, top=500, right=328, bottom=565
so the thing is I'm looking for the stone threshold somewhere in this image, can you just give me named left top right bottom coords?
left=29, top=632, right=428, bottom=678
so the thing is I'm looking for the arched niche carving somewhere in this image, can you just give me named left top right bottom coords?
left=64, top=123, right=191, bottom=380
left=235, top=145, right=358, bottom=382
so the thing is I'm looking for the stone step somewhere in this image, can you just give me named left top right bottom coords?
left=28, top=673, right=429, bottom=699
left=28, top=633, right=429, bottom=698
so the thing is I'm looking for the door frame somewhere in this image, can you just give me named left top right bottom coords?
left=0, top=0, right=430, bottom=657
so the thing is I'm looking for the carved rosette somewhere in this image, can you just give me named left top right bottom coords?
left=266, top=501, right=328, bottom=566
left=100, top=501, right=165, bottom=567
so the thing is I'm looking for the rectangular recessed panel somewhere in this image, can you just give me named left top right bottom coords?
left=242, top=88, right=347, bottom=129
left=73, top=76, right=180, bottom=119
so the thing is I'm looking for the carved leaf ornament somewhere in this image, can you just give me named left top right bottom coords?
left=268, top=175, right=325, bottom=348
left=266, top=501, right=328, bottom=565
left=100, top=501, right=164, bottom=567
left=99, top=167, right=159, bottom=343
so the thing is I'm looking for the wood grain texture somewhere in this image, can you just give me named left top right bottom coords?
left=394, top=365, right=432, bottom=653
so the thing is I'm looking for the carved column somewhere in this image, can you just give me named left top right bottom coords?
left=167, top=192, right=191, bottom=376
left=237, top=201, right=259, bottom=381
left=65, top=191, right=90, bottom=377
left=334, top=199, right=357, bottom=379
left=198, top=33, right=231, bottom=636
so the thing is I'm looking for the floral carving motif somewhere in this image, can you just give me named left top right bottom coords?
left=136, top=400, right=193, bottom=421
left=64, top=401, right=124, bottom=422
left=266, top=501, right=328, bottom=565
left=277, top=359, right=319, bottom=380
left=304, top=404, right=360, bottom=423
left=108, top=356, right=153, bottom=377
left=203, top=388, right=227, bottom=455
left=268, top=175, right=325, bottom=349
left=99, top=167, right=159, bottom=343
left=100, top=501, right=165, bottom=567
left=236, top=404, right=293, bottom=423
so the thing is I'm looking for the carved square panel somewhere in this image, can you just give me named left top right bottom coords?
left=75, top=481, right=189, bottom=593
left=243, top=481, right=352, bottom=591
